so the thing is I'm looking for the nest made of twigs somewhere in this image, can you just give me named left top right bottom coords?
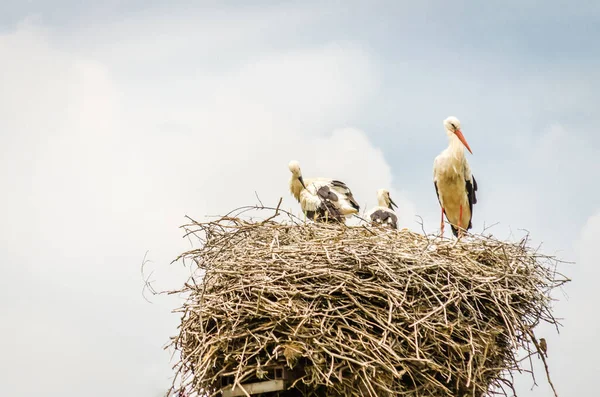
left=167, top=206, right=568, bottom=397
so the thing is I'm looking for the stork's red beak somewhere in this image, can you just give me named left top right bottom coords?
left=454, top=129, right=473, bottom=154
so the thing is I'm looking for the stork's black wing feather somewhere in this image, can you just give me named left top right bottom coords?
left=347, top=193, right=360, bottom=211
left=387, top=212, right=398, bottom=229
left=317, top=185, right=338, bottom=202
left=450, top=224, right=459, bottom=237
left=319, top=200, right=344, bottom=223
left=434, top=181, right=441, bottom=207
left=308, top=185, right=344, bottom=223
left=370, top=209, right=385, bottom=223
left=331, top=179, right=360, bottom=211
left=330, top=180, right=347, bottom=188
left=465, top=175, right=478, bottom=230
left=370, top=209, right=398, bottom=229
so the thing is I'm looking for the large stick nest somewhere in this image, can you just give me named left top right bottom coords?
left=167, top=206, right=568, bottom=397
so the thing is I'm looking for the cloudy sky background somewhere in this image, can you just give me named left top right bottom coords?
left=1, top=1, right=598, bottom=396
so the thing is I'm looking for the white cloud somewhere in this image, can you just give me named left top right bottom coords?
left=542, top=210, right=600, bottom=396
left=577, top=211, right=600, bottom=267
left=0, top=18, right=410, bottom=397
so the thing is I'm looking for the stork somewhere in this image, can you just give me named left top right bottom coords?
left=433, top=116, right=478, bottom=237
left=288, top=160, right=360, bottom=223
left=366, top=189, right=398, bottom=229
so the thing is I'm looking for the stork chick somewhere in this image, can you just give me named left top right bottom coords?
left=288, top=160, right=360, bottom=223
left=366, top=189, right=398, bottom=229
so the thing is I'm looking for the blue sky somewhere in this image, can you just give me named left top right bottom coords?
left=1, top=2, right=598, bottom=396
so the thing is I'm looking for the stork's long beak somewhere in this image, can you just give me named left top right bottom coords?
left=454, top=129, right=473, bottom=154
left=298, top=175, right=307, bottom=189
left=389, top=197, right=398, bottom=210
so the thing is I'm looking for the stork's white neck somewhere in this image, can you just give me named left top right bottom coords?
left=289, top=174, right=303, bottom=200
left=447, top=130, right=465, bottom=157
left=377, top=195, right=388, bottom=208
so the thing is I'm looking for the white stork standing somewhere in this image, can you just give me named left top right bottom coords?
left=288, top=160, right=360, bottom=223
left=433, top=116, right=478, bottom=237
left=366, top=189, right=399, bottom=229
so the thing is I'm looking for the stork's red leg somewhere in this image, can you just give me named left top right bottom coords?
left=440, top=207, right=445, bottom=235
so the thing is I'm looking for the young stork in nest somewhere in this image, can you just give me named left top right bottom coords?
left=288, top=160, right=360, bottom=223
left=366, top=189, right=398, bottom=229
left=433, top=116, right=478, bottom=237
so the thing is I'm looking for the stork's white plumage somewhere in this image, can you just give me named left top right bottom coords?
left=366, top=189, right=398, bottom=229
left=288, top=160, right=360, bottom=223
left=433, top=116, right=478, bottom=237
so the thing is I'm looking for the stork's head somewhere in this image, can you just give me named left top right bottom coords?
left=443, top=116, right=473, bottom=154
left=377, top=188, right=398, bottom=210
left=288, top=160, right=301, bottom=175
left=288, top=160, right=306, bottom=189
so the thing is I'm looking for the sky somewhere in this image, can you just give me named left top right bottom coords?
left=0, top=1, right=598, bottom=396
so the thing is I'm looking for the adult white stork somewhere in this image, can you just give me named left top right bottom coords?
left=288, top=160, right=360, bottom=223
left=433, top=116, right=478, bottom=237
left=366, top=189, right=398, bottom=229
